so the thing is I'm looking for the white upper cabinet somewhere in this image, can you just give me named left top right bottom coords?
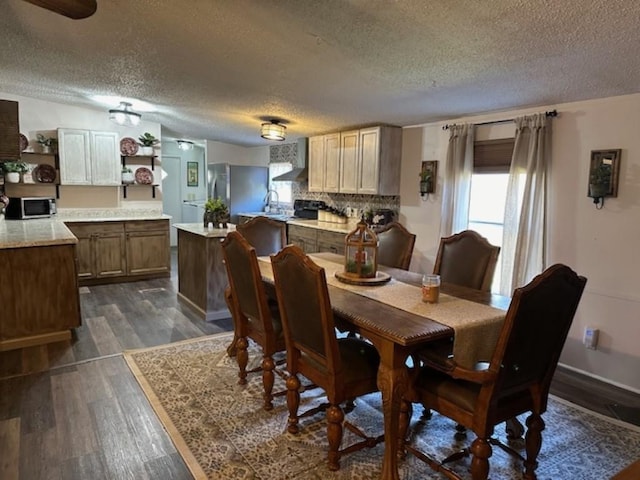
left=308, top=125, right=402, bottom=195
left=58, top=129, right=120, bottom=186
left=338, top=130, right=360, bottom=193
left=308, top=132, right=341, bottom=193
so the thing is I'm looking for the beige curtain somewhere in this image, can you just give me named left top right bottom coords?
left=500, top=113, right=550, bottom=295
left=440, top=124, right=474, bottom=237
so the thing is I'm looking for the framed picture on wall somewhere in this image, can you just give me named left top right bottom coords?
left=187, top=161, right=198, bottom=187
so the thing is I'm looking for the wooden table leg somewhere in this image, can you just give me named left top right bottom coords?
left=375, top=342, right=408, bottom=480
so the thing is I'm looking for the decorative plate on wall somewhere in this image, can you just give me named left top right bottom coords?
left=120, top=137, right=139, bottom=156
left=19, top=133, right=29, bottom=152
left=33, top=164, right=57, bottom=183
left=135, top=167, right=153, bottom=185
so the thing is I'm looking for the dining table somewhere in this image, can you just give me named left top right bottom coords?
left=256, top=252, right=510, bottom=480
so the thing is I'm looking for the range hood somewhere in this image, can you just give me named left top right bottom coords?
left=272, top=137, right=308, bottom=182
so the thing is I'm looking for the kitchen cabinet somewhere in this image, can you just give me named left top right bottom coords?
left=125, top=220, right=171, bottom=276
left=0, top=242, right=81, bottom=351
left=58, top=129, right=120, bottom=186
left=65, top=219, right=170, bottom=285
left=316, top=229, right=346, bottom=255
left=338, top=130, right=360, bottom=193
left=308, top=125, right=402, bottom=195
left=65, top=222, right=126, bottom=281
left=308, top=133, right=340, bottom=193
left=287, top=224, right=318, bottom=253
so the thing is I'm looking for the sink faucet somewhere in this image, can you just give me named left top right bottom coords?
left=263, top=189, right=279, bottom=213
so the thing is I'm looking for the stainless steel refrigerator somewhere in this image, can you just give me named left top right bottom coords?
left=207, top=163, right=268, bottom=223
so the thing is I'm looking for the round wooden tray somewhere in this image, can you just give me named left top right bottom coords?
left=334, top=270, right=391, bottom=286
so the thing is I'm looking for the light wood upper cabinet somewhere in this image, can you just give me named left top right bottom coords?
left=308, top=125, right=402, bottom=195
left=308, top=133, right=340, bottom=193
left=58, top=129, right=120, bottom=185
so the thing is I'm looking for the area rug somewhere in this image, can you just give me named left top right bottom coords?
left=123, top=333, right=640, bottom=479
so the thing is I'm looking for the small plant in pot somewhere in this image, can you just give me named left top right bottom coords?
left=138, top=132, right=159, bottom=155
left=121, top=167, right=134, bottom=184
left=36, top=134, right=58, bottom=154
left=1, top=161, right=28, bottom=183
left=203, top=197, right=230, bottom=228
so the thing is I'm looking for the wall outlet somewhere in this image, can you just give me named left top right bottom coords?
left=583, top=327, right=599, bottom=350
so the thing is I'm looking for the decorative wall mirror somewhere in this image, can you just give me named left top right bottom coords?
left=588, top=149, right=620, bottom=209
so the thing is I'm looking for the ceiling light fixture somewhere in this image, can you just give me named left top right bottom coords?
left=177, top=139, right=195, bottom=151
left=109, top=101, right=141, bottom=126
left=260, top=120, right=286, bottom=141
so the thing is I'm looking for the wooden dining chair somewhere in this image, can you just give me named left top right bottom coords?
left=221, top=230, right=286, bottom=411
left=433, top=229, right=500, bottom=292
left=400, top=264, right=587, bottom=480
left=270, top=245, right=384, bottom=471
left=225, top=215, right=286, bottom=357
left=236, top=215, right=287, bottom=256
left=376, top=221, right=416, bottom=270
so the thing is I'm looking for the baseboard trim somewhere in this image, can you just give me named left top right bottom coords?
left=557, top=362, right=640, bottom=396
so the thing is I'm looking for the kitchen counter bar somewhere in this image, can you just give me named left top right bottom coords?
left=174, top=223, right=231, bottom=322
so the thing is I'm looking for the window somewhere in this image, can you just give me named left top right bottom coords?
left=467, top=138, right=514, bottom=292
left=268, top=162, right=293, bottom=206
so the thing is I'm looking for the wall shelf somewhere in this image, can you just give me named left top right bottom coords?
left=122, top=183, right=158, bottom=199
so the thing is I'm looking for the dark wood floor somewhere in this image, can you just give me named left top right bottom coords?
left=1, top=248, right=638, bottom=479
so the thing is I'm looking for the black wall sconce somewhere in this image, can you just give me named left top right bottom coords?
left=588, top=149, right=620, bottom=209
left=419, top=160, right=437, bottom=199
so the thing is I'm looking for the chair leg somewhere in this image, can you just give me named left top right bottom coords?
left=261, top=354, right=275, bottom=411
left=286, top=374, right=301, bottom=434
left=523, top=413, right=545, bottom=480
left=469, top=437, right=492, bottom=480
left=237, top=336, right=249, bottom=385
left=398, top=399, right=413, bottom=459
left=326, top=404, right=345, bottom=471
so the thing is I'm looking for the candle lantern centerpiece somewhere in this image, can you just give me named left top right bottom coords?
left=335, top=218, right=390, bottom=286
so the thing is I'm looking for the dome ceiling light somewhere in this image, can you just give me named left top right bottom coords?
left=109, top=101, right=141, bottom=126
left=177, top=139, right=195, bottom=151
left=260, top=120, right=286, bottom=141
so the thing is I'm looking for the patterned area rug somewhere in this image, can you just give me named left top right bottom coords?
left=123, top=333, right=640, bottom=479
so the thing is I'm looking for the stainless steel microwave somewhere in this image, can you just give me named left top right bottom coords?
left=4, top=196, right=57, bottom=219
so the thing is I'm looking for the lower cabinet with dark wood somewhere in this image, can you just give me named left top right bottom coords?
left=317, top=229, right=346, bottom=255
left=65, top=218, right=170, bottom=285
left=125, top=220, right=171, bottom=277
left=0, top=243, right=81, bottom=351
left=287, top=224, right=318, bottom=253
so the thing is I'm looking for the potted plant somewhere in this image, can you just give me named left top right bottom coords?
left=203, top=197, right=230, bottom=228
left=589, top=161, right=612, bottom=201
left=1, top=161, right=28, bottom=183
left=121, top=167, right=134, bottom=184
left=138, top=132, right=159, bottom=155
left=36, top=134, right=58, bottom=154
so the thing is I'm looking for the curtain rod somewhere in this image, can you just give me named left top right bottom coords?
left=442, top=109, right=558, bottom=130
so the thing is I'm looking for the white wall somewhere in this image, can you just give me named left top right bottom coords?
left=400, top=93, right=640, bottom=392
left=205, top=140, right=269, bottom=166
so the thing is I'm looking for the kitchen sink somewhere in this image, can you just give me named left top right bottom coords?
left=242, top=212, right=295, bottom=222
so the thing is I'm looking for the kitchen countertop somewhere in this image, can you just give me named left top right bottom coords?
left=0, top=218, right=78, bottom=249
left=173, top=223, right=231, bottom=238
left=238, top=212, right=358, bottom=234
left=0, top=211, right=171, bottom=249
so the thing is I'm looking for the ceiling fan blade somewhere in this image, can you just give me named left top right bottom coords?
left=22, top=0, right=97, bottom=19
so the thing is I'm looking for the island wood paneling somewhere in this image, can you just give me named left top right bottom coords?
left=0, top=243, right=81, bottom=351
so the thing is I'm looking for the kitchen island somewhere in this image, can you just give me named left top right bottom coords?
left=173, top=223, right=230, bottom=321
left=0, top=218, right=81, bottom=351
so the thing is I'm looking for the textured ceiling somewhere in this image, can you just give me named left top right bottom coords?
left=2, top=0, right=640, bottom=147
